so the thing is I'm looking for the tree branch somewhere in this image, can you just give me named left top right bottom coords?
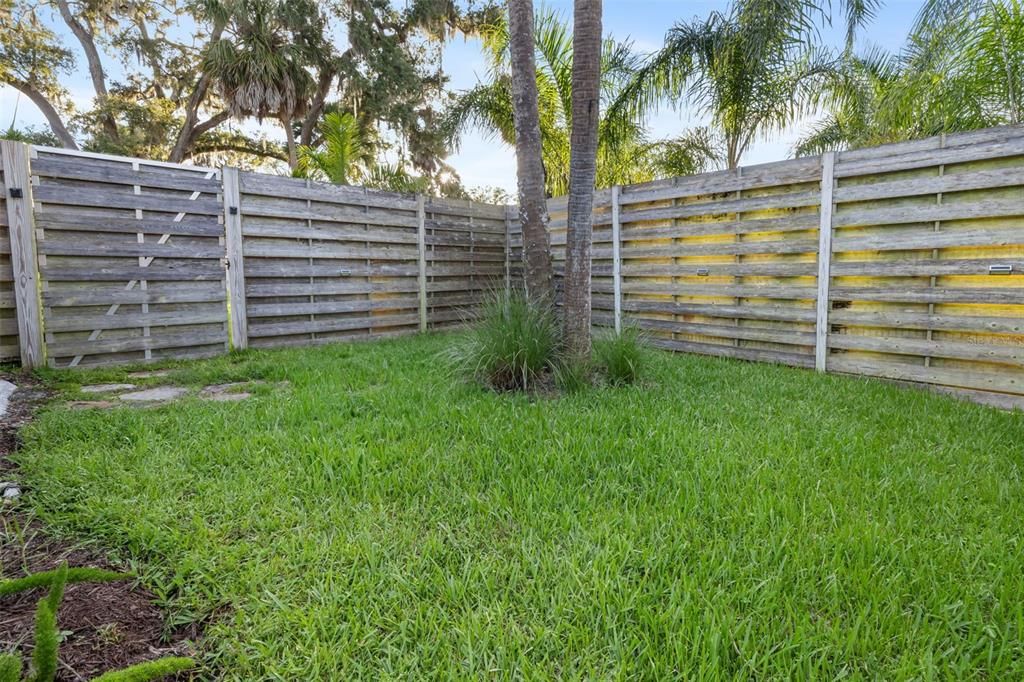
left=192, top=110, right=231, bottom=139
left=300, top=70, right=336, bottom=146
left=188, top=141, right=289, bottom=163
left=6, top=79, right=79, bottom=149
left=168, top=25, right=224, bottom=162
left=54, top=0, right=118, bottom=140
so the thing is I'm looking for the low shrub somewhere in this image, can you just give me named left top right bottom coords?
left=593, top=325, right=647, bottom=385
left=449, top=290, right=560, bottom=391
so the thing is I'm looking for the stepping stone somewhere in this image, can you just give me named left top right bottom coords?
left=0, top=380, right=15, bottom=419
left=199, top=383, right=254, bottom=401
left=128, top=370, right=171, bottom=379
left=81, top=383, right=136, bottom=394
left=119, top=386, right=189, bottom=402
left=66, top=400, right=118, bottom=410
left=1, top=481, right=20, bottom=500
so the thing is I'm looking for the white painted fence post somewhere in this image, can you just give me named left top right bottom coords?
left=221, top=167, right=248, bottom=350
left=0, top=141, right=45, bottom=368
left=611, top=185, right=622, bottom=334
left=416, top=194, right=427, bottom=332
left=815, top=152, right=836, bottom=372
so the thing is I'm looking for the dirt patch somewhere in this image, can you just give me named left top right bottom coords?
left=0, top=372, right=200, bottom=681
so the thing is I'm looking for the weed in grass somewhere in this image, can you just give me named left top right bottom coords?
left=593, top=325, right=648, bottom=385
left=12, top=333, right=1024, bottom=679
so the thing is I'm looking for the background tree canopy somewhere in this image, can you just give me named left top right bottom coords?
left=2, top=0, right=1020, bottom=194
left=0, top=0, right=496, bottom=192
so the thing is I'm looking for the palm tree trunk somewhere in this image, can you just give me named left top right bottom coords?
left=726, top=134, right=740, bottom=170
left=508, top=0, right=554, bottom=303
left=562, top=0, right=602, bottom=360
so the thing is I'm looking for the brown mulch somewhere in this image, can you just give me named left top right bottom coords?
left=0, top=372, right=200, bottom=681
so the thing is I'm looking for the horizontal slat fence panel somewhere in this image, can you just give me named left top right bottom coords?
left=31, top=147, right=228, bottom=367
left=825, top=126, right=1024, bottom=406
left=544, top=125, right=1024, bottom=409
left=237, top=175, right=508, bottom=347
left=423, top=197, right=507, bottom=329
left=549, top=156, right=824, bottom=366
left=238, top=174, right=423, bottom=348
left=547, top=192, right=615, bottom=326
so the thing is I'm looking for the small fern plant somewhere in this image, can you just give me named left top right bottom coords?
left=0, top=563, right=194, bottom=682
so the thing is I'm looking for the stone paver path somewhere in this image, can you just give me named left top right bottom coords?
left=69, top=379, right=284, bottom=408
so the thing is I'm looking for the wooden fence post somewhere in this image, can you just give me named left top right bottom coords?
left=611, top=185, right=622, bottom=334
left=416, top=194, right=427, bottom=332
left=815, top=152, right=836, bottom=373
left=221, top=167, right=248, bottom=350
left=0, top=141, right=45, bottom=368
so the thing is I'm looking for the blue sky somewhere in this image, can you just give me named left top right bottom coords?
left=1, top=0, right=926, bottom=193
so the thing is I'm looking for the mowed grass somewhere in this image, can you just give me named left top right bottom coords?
left=12, top=333, right=1024, bottom=679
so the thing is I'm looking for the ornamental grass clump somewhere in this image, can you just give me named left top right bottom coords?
left=593, top=325, right=648, bottom=385
left=449, top=290, right=560, bottom=391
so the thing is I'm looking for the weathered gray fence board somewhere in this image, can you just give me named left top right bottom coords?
left=37, top=214, right=225, bottom=237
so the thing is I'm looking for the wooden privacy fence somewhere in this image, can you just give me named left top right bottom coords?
left=1, top=127, right=1022, bottom=409
left=541, top=125, right=1024, bottom=410
left=0, top=141, right=510, bottom=368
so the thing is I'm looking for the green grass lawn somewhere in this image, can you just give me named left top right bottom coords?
left=11, top=334, right=1024, bottom=679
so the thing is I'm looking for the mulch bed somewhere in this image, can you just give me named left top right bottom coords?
left=0, top=373, right=199, bottom=681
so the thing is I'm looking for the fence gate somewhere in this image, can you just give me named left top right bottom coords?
left=30, top=147, right=229, bottom=368
left=0, top=155, right=19, bottom=362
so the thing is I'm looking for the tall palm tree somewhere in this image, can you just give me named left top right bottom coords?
left=446, top=8, right=662, bottom=197
left=203, top=0, right=318, bottom=168
left=797, top=0, right=1023, bottom=155
left=891, top=0, right=1023, bottom=132
left=793, top=47, right=902, bottom=156
left=507, top=0, right=554, bottom=302
left=619, top=0, right=878, bottom=169
left=563, top=0, right=602, bottom=360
